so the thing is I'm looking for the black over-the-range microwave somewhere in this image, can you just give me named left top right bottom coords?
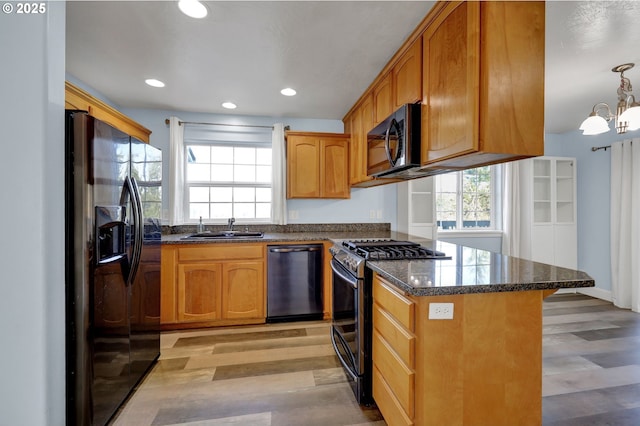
left=366, top=103, right=427, bottom=179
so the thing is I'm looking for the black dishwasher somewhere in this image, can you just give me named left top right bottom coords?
left=267, top=244, right=323, bottom=322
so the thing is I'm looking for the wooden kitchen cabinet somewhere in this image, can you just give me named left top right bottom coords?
left=286, top=132, right=350, bottom=199
left=222, top=261, right=265, bottom=319
left=177, top=263, right=222, bottom=322
left=65, top=81, right=151, bottom=143
left=373, top=73, right=393, bottom=126
left=372, top=272, right=548, bottom=426
left=373, top=40, right=422, bottom=127
left=421, top=1, right=544, bottom=169
left=161, top=244, right=266, bottom=328
left=344, top=93, right=401, bottom=188
left=372, top=274, right=416, bottom=426
left=346, top=94, right=374, bottom=187
left=393, top=38, right=422, bottom=108
left=343, top=1, right=544, bottom=177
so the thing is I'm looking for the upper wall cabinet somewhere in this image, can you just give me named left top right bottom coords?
left=373, top=73, right=393, bottom=126
left=345, top=94, right=373, bottom=186
left=393, top=39, right=422, bottom=109
left=286, top=132, right=350, bottom=199
left=343, top=1, right=545, bottom=182
left=373, top=39, right=423, bottom=127
left=65, top=81, right=151, bottom=143
left=345, top=95, right=402, bottom=188
left=421, top=1, right=544, bottom=169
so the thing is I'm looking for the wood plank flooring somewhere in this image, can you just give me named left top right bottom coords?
left=111, top=293, right=640, bottom=425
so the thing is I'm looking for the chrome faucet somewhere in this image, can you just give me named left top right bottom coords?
left=227, top=217, right=235, bottom=231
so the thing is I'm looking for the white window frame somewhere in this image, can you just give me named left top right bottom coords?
left=435, top=165, right=502, bottom=237
left=183, top=132, right=273, bottom=224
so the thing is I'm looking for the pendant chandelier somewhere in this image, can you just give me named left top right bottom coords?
left=579, top=63, right=640, bottom=135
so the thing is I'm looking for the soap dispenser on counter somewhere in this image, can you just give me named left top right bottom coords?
left=197, top=216, right=205, bottom=233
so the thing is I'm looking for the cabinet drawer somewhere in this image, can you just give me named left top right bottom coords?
left=178, top=245, right=263, bottom=261
left=373, top=365, right=413, bottom=426
left=373, top=330, right=414, bottom=418
left=373, top=275, right=415, bottom=331
left=373, top=303, right=415, bottom=368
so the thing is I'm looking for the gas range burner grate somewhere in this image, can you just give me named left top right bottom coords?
left=342, top=239, right=410, bottom=250
left=342, top=239, right=451, bottom=260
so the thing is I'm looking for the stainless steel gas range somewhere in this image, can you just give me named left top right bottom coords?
left=329, top=239, right=449, bottom=404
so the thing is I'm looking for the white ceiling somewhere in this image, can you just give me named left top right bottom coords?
left=66, top=1, right=640, bottom=135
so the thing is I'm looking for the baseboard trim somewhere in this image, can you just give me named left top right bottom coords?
left=578, top=287, right=612, bottom=302
left=555, top=288, right=577, bottom=294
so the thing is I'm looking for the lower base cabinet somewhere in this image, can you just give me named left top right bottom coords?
left=372, top=272, right=550, bottom=426
left=162, top=244, right=265, bottom=328
left=372, top=274, right=416, bottom=426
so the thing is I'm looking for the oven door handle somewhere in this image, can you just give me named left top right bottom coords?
left=330, top=329, right=358, bottom=381
left=331, top=259, right=358, bottom=289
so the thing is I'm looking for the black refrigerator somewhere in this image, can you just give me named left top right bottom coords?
left=65, top=111, right=162, bottom=426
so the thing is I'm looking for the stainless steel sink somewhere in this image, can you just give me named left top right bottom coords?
left=182, top=231, right=264, bottom=239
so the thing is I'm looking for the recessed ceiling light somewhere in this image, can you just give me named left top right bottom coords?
left=178, top=0, right=208, bottom=19
left=145, top=78, right=165, bottom=88
left=222, top=102, right=237, bottom=109
left=281, top=88, right=297, bottom=96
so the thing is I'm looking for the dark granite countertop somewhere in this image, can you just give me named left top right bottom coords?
left=162, top=231, right=393, bottom=245
left=163, top=226, right=595, bottom=297
left=161, top=223, right=392, bottom=245
left=366, top=239, right=595, bottom=296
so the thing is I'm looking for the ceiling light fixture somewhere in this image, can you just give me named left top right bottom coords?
left=145, top=78, right=165, bottom=88
left=580, top=63, right=640, bottom=135
left=280, top=88, right=297, bottom=97
left=222, top=102, right=237, bottom=109
left=178, top=0, right=208, bottom=19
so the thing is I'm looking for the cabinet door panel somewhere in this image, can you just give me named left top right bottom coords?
left=422, top=2, right=479, bottom=164
left=349, top=106, right=362, bottom=185
left=177, top=263, right=222, bottom=321
left=531, top=225, right=555, bottom=266
left=480, top=1, right=545, bottom=156
left=350, top=95, right=375, bottom=186
left=554, top=224, right=577, bottom=270
left=222, top=262, right=265, bottom=319
left=321, top=138, right=349, bottom=198
left=373, top=366, right=414, bottom=426
left=373, top=73, right=393, bottom=125
left=287, top=136, right=320, bottom=198
left=394, top=40, right=422, bottom=107
left=373, top=331, right=415, bottom=418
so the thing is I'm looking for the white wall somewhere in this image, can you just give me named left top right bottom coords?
left=122, top=107, right=398, bottom=225
left=546, top=127, right=640, bottom=298
left=0, top=2, right=66, bottom=424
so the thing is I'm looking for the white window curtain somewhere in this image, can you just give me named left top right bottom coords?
left=501, top=159, right=532, bottom=258
left=271, top=123, right=287, bottom=225
left=610, top=138, right=640, bottom=311
left=168, top=116, right=184, bottom=225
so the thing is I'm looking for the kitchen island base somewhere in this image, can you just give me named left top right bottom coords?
left=373, top=272, right=556, bottom=426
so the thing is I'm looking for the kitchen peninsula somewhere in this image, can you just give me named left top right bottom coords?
left=366, top=238, right=594, bottom=426
left=162, top=229, right=594, bottom=426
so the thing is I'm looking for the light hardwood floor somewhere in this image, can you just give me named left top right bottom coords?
left=110, top=293, right=640, bottom=425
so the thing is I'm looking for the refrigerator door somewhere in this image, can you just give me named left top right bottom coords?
left=90, top=116, right=135, bottom=426
left=66, top=112, right=135, bottom=426
left=129, top=138, right=162, bottom=383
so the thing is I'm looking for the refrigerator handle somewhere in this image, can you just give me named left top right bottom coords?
left=128, top=177, right=144, bottom=285
left=120, top=176, right=141, bottom=285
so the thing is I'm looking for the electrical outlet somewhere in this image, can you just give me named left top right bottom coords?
left=288, top=210, right=298, bottom=220
left=370, top=210, right=376, bottom=219
left=377, top=210, right=383, bottom=219
left=428, top=302, right=454, bottom=320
